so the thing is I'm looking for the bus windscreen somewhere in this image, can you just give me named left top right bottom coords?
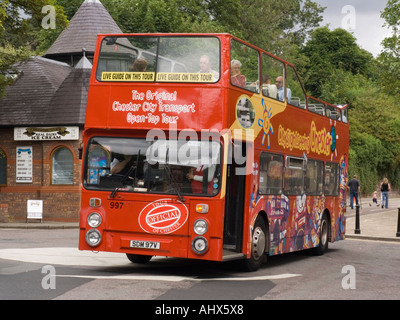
left=84, top=137, right=221, bottom=196
left=96, top=36, right=220, bottom=83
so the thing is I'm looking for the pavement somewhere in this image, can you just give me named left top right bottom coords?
left=345, top=197, right=400, bottom=242
left=0, top=221, right=78, bottom=229
left=1, top=197, right=400, bottom=243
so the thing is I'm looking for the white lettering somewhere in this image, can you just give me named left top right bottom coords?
left=41, top=5, right=56, bottom=30
left=155, top=304, right=189, bottom=318
left=341, top=5, right=356, bottom=31
left=113, top=101, right=141, bottom=112
left=341, top=265, right=356, bottom=289
left=41, top=265, right=56, bottom=290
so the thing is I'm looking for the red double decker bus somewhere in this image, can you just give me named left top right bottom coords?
left=79, top=33, right=349, bottom=271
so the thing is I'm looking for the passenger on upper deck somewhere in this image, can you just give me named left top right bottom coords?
left=276, top=76, right=291, bottom=102
left=231, top=59, right=246, bottom=88
left=261, top=74, right=277, bottom=99
left=198, top=55, right=219, bottom=82
left=130, top=58, right=148, bottom=72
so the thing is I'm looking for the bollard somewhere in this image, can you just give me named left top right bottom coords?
left=354, top=204, right=361, bottom=234
left=397, top=208, right=400, bottom=237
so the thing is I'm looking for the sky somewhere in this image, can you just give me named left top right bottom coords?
left=314, top=0, right=393, bottom=57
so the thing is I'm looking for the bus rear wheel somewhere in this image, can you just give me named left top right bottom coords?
left=126, top=254, right=152, bottom=264
left=313, top=213, right=329, bottom=256
left=242, top=216, right=268, bottom=272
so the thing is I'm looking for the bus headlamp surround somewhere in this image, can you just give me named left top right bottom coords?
left=86, top=229, right=102, bottom=247
left=87, top=212, right=102, bottom=228
left=192, top=236, right=208, bottom=254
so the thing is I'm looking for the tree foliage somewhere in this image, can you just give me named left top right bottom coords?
left=378, top=0, right=400, bottom=96
left=0, top=0, right=68, bottom=96
left=300, top=27, right=374, bottom=97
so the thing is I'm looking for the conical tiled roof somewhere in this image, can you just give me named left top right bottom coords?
left=44, top=0, right=122, bottom=57
left=47, top=56, right=92, bottom=125
left=0, top=57, right=72, bottom=126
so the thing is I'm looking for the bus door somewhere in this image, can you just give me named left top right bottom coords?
left=223, top=161, right=246, bottom=254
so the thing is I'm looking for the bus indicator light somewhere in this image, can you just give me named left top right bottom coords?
left=89, top=198, right=101, bottom=207
left=196, top=204, right=209, bottom=213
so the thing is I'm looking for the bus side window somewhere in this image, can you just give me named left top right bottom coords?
left=324, top=162, right=340, bottom=196
left=326, top=104, right=341, bottom=121
left=259, top=153, right=283, bottom=194
left=284, top=157, right=305, bottom=195
left=286, top=65, right=306, bottom=109
left=230, top=39, right=259, bottom=93
left=342, top=107, right=348, bottom=123
left=308, top=97, right=326, bottom=116
left=262, top=53, right=284, bottom=100
left=305, top=159, right=324, bottom=195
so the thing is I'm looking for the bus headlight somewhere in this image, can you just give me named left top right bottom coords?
left=87, top=212, right=102, bottom=228
left=193, top=219, right=208, bottom=235
left=192, top=237, right=208, bottom=254
left=86, top=229, right=102, bottom=247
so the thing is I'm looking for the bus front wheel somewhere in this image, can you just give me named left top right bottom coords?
left=126, top=254, right=152, bottom=264
left=242, top=216, right=268, bottom=272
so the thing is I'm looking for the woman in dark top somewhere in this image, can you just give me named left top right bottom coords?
left=380, top=178, right=391, bottom=208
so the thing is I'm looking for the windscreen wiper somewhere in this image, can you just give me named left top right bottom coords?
left=110, top=165, right=135, bottom=198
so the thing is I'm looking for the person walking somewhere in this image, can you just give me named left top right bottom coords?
left=380, top=178, right=391, bottom=209
left=347, top=175, right=360, bottom=209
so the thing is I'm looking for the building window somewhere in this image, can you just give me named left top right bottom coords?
left=0, top=148, right=6, bottom=185
left=52, top=147, right=73, bottom=185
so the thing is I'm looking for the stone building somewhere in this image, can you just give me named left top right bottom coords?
left=0, top=0, right=123, bottom=222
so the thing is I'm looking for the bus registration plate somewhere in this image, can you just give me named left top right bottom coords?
left=130, top=240, right=160, bottom=250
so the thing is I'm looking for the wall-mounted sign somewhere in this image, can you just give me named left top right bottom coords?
left=16, top=146, right=32, bottom=183
left=14, top=127, right=79, bottom=141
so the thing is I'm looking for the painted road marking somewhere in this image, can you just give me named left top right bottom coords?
left=0, top=247, right=301, bottom=282
left=0, top=247, right=129, bottom=267
left=56, top=273, right=301, bottom=282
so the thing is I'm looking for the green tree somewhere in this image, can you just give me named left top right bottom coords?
left=0, top=0, right=68, bottom=96
left=1, top=0, right=68, bottom=50
left=300, top=27, right=374, bottom=97
left=378, top=0, right=400, bottom=96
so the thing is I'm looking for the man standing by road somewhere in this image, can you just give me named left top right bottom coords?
left=347, top=175, right=360, bottom=209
